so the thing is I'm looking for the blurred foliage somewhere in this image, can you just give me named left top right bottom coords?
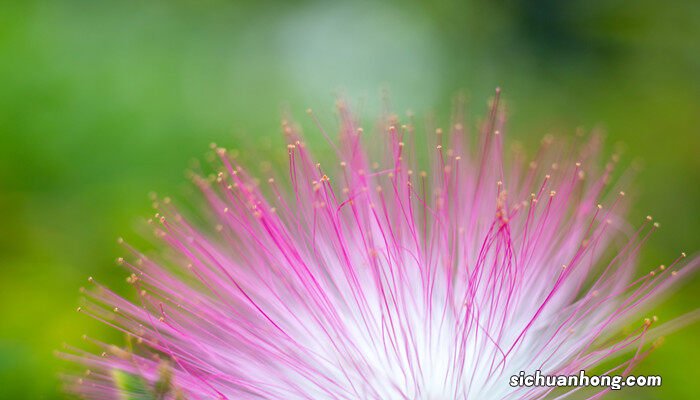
left=0, top=0, right=698, bottom=398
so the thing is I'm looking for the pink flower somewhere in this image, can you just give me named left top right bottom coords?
left=62, top=91, right=698, bottom=399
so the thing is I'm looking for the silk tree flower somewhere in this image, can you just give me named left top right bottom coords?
left=61, top=92, right=698, bottom=399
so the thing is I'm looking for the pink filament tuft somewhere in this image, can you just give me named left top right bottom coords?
left=61, top=93, right=698, bottom=400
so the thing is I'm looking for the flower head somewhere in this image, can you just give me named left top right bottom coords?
left=62, top=92, right=698, bottom=399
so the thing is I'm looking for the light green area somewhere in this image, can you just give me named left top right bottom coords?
left=0, top=1, right=698, bottom=398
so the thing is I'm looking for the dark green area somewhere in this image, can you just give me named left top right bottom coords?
left=0, top=0, right=698, bottom=398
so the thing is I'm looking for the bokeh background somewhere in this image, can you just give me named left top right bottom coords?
left=1, top=0, right=698, bottom=398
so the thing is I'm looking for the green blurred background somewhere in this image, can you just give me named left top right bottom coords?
left=1, top=0, right=698, bottom=398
